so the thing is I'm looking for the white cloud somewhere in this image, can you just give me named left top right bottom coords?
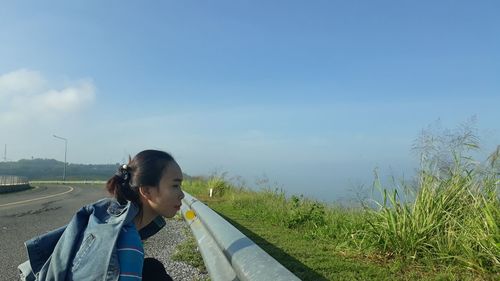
left=0, top=69, right=95, bottom=124
left=0, top=69, right=47, bottom=98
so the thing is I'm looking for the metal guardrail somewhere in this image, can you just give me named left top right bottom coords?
left=0, top=175, right=28, bottom=185
left=181, top=192, right=301, bottom=281
left=0, top=175, right=30, bottom=193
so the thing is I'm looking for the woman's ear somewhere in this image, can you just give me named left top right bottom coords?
left=138, top=186, right=152, bottom=200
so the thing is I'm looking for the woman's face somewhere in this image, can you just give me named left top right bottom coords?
left=147, top=161, right=185, bottom=218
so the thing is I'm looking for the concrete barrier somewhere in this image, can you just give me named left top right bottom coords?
left=0, top=183, right=31, bottom=194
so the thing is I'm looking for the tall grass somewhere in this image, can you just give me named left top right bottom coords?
left=365, top=129, right=500, bottom=273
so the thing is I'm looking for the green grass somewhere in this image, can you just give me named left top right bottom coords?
left=181, top=147, right=499, bottom=281
left=203, top=199, right=395, bottom=280
left=171, top=228, right=208, bottom=274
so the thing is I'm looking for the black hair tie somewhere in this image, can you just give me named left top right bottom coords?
left=116, top=164, right=130, bottom=182
left=115, top=164, right=137, bottom=203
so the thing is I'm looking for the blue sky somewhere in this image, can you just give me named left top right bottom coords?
left=1, top=1, right=499, bottom=202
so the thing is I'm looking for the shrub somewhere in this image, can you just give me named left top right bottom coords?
left=285, top=195, right=327, bottom=229
left=207, top=173, right=232, bottom=197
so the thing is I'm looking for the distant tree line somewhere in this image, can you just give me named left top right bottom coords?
left=0, top=159, right=119, bottom=181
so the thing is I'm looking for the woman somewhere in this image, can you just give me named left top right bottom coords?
left=19, top=150, right=184, bottom=281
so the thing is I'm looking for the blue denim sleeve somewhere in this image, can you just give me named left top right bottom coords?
left=24, top=225, right=66, bottom=274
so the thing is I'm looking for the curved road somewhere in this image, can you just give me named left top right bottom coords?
left=0, top=183, right=108, bottom=281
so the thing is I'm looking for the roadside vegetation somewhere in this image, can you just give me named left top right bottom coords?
left=171, top=228, right=208, bottom=275
left=182, top=126, right=499, bottom=280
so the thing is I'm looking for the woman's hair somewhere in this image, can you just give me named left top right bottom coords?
left=106, top=149, right=175, bottom=205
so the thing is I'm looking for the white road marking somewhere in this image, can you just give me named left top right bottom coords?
left=0, top=186, right=74, bottom=207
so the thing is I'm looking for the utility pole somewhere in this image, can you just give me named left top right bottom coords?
left=53, top=135, right=67, bottom=181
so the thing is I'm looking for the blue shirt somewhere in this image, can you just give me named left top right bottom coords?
left=117, top=222, right=144, bottom=280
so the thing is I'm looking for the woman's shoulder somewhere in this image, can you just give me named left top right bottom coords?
left=90, top=197, right=119, bottom=207
left=85, top=197, right=125, bottom=211
left=81, top=197, right=128, bottom=221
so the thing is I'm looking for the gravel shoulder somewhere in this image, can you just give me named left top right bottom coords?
left=143, top=217, right=209, bottom=281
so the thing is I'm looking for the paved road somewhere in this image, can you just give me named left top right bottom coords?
left=0, top=183, right=109, bottom=281
left=0, top=184, right=208, bottom=281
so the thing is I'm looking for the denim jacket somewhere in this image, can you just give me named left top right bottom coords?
left=18, top=198, right=166, bottom=281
